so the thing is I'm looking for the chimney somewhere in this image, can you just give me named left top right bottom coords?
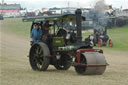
left=75, top=9, right=82, bottom=44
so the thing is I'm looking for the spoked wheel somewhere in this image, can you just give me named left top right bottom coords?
left=54, top=54, right=72, bottom=70
left=29, top=42, right=50, bottom=71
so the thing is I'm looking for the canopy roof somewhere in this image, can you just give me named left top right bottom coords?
left=22, top=14, right=86, bottom=22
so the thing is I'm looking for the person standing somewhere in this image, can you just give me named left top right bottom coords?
left=31, top=24, right=42, bottom=43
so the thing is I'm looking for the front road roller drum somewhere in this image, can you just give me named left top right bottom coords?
left=74, top=52, right=107, bottom=75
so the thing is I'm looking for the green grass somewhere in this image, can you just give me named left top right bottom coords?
left=107, top=26, right=128, bottom=51
left=1, top=18, right=128, bottom=85
left=98, top=25, right=128, bottom=51
left=1, top=18, right=128, bottom=51
left=1, top=18, right=31, bottom=39
left=82, top=25, right=128, bottom=51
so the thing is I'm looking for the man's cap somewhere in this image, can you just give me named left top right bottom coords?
left=35, top=23, right=40, bottom=26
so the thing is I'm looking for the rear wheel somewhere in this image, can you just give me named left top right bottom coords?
left=54, top=54, right=72, bottom=70
left=29, top=43, right=50, bottom=71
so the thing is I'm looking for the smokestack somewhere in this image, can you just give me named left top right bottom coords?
left=75, top=9, right=82, bottom=44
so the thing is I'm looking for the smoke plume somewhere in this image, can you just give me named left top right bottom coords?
left=94, top=0, right=106, bottom=14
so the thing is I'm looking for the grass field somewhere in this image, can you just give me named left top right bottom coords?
left=0, top=18, right=128, bottom=85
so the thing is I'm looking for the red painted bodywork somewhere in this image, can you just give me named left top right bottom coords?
left=108, top=39, right=113, bottom=47
left=98, top=39, right=102, bottom=47
left=77, top=49, right=103, bottom=63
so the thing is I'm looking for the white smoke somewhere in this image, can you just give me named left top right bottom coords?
left=91, top=0, right=109, bottom=30
left=94, top=0, right=106, bottom=14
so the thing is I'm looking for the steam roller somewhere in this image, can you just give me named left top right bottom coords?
left=24, top=9, right=108, bottom=75
left=74, top=49, right=108, bottom=75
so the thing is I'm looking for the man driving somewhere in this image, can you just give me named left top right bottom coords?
left=43, top=21, right=52, bottom=35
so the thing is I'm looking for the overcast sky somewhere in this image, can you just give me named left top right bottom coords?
left=1, top=0, right=128, bottom=9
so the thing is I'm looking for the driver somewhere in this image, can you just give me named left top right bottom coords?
left=43, top=21, right=52, bottom=35
left=31, top=24, right=42, bottom=43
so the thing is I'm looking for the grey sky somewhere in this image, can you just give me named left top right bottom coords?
left=1, top=0, right=128, bottom=9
